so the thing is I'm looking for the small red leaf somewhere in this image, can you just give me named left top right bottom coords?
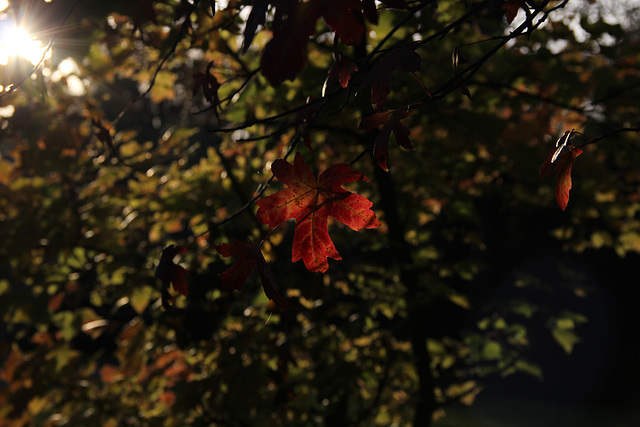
left=92, top=118, right=117, bottom=157
left=328, top=58, right=358, bottom=90
left=256, top=153, right=380, bottom=272
left=215, top=240, right=292, bottom=309
left=540, top=145, right=583, bottom=210
left=155, top=245, right=189, bottom=309
left=192, top=61, right=221, bottom=108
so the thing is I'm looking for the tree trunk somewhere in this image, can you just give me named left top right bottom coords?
left=373, top=164, right=436, bottom=427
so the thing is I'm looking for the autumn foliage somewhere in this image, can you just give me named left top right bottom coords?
left=1, top=0, right=640, bottom=426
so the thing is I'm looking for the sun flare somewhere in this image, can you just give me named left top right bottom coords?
left=0, top=20, right=51, bottom=66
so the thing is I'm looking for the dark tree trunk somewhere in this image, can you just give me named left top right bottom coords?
left=373, top=164, right=436, bottom=427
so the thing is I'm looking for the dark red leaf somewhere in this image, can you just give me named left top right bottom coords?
left=92, top=119, right=118, bottom=158
left=155, top=245, right=189, bottom=309
left=320, top=0, right=365, bottom=46
left=359, top=108, right=413, bottom=171
left=215, top=240, right=292, bottom=309
left=359, top=111, right=393, bottom=131
left=192, top=61, right=221, bottom=110
left=358, top=44, right=421, bottom=110
left=260, top=1, right=321, bottom=86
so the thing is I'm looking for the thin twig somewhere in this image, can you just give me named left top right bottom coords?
left=113, top=4, right=197, bottom=126
left=575, top=127, right=640, bottom=149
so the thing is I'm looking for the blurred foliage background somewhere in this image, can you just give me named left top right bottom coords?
left=1, top=0, right=640, bottom=426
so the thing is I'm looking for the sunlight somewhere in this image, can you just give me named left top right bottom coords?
left=0, top=19, right=51, bottom=66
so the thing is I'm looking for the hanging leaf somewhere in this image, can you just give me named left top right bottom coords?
left=192, top=61, right=221, bottom=114
left=540, top=144, right=583, bottom=210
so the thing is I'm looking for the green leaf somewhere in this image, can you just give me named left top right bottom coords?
left=552, top=327, right=581, bottom=354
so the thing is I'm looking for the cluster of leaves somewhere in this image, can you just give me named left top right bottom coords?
left=1, top=0, right=640, bottom=426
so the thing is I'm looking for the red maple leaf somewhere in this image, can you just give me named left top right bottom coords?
left=359, top=108, right=414, bottom=171
left=540, top=144, right=583, bottom=210
left=256, top=153, right=380, bottom=273
left=215, top=240, right=292, bottom=309
left=155, top=245, right=188, bottom=309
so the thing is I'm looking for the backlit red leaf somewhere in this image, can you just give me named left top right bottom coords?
left=256, top=153, right=380, bottom=273
left=323, top=58, right=358, bottom=96
left=215, top=240, right=292, bottom=308
left=540, top=145, right=583, bottom=210
left=333, top=58, right=358, bottom=89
